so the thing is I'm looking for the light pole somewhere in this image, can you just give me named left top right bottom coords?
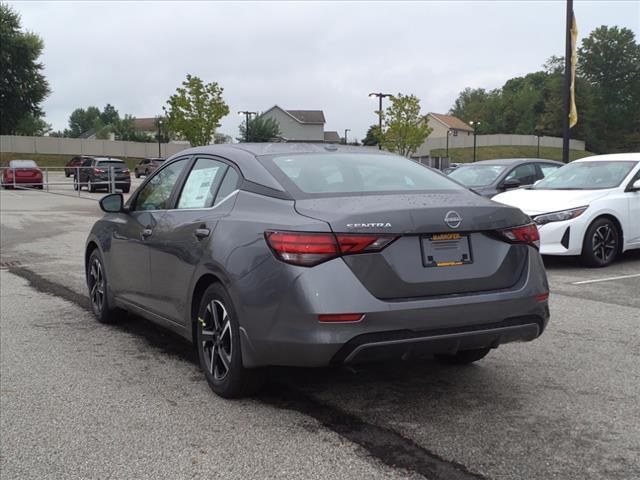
left=238, top=111, right=257, bottom=142
left=369, top=92, right=392, bottom=149
left=344, top=128, right=350, bottom=145
left=469, top=121, right=481, bottom=162
left=446, top=129, right=452, bottom=158
left=157, top=118, right=163, bottom=157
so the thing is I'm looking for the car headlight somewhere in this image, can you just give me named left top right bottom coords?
left=533, top=206, right=588, bottom=226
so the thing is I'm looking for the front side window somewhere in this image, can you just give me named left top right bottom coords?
left=535, top=161, right=638, bottom=190
left=177, top=158, right=227, bottom=209
left=134, top=158, right=188, bottom=211
left=269, top=153, right=463, bottom=196
left=505, top=164, right=537, bottom=185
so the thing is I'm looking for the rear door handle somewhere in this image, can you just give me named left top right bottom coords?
left=194, top=228, right=211, bottom=239
left=141, top=228, right=153, bottom=239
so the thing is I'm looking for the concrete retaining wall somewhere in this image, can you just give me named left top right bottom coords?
left=0, top=135, right=191, bottom=159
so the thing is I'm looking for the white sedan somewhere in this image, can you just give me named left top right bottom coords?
left=493, top=153, right=640, bottom=267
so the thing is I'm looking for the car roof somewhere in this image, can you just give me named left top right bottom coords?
left=466, top=158, right=563, bottom=166
left=9, top=159, right=37, bottom=165
left=574, top=153, right=640, bottom=162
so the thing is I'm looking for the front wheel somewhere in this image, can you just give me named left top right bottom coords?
left=196, top=283, right=264, bottom=398
left=73, top=177, right=80, bottom=191
left=435, top=347, right=491, bottom=365
left=581, top=218, right=619, bottom=267
left=87, top=249, right=121, bottom=323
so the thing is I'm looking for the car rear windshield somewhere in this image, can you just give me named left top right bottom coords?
left=448, top=164, right=506, bottom=187
left=534, top=161, right=637, bottom=190
left=268, top=153, right=464, bottom=197
left=9, top=160, right=37, bottom=168
left=97, top=160, right=125, bottom=167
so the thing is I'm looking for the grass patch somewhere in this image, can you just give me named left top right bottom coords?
left=430, top=146, right=594, bottom=163
left=0, top=152, right=143, bottom=170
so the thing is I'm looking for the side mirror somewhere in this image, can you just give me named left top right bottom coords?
left=99, top=193, right=124, bottom=213
left=502, top=178, right=521, bottom=189
left=628, top=179, right=640, bottom=192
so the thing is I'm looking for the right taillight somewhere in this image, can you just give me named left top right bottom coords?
left=498, top=223, right=540, bottom=248
left=264, top=231, right=397, bottom=267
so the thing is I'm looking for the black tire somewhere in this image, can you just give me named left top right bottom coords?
left=37, top=185, right=43, bottom=189
left=3, top=184, right=13, bottom=190
left=73, top=177, right=80, bottom=191
left=88, top=179, right=96, bottom=193
left=135, top=171, right=140, bottom=178
left=65, top=171, right=70, bottom=178
left=435, top=347, right=491, bottom=365
left=581, top=217, right=619, bottom=268
left=86, top=249, right=121, bottom=323
left=195, top=283, right=264, bottom=398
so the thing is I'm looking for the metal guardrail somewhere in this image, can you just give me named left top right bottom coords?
left=0, top=166, right=130, bottom=198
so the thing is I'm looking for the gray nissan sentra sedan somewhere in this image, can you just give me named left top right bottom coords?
left=85, top=143, right=550, bottom=398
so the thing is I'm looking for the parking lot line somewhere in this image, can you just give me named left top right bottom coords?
left=572, top=273, right=640, bottom=285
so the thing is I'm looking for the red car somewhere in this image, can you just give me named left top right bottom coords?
left=2, top=160, right=44, bottom=189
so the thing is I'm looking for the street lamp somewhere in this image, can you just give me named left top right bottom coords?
left=344, top=128, right=350, bottom=145
left=469, top=121, right=481, bottom=162
left=157, top=118, right=163, bottom=157
left=446, top=129, right=453, bottom=158
left=369, top=92, right=392, bottom=149
left=238, top=110, right=257, bottom=142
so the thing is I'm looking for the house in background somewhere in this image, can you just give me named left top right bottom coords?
left=426, top=113, right=473, bottom=137
left=260, top=105, right=340, bottom=143
left=132, top=117, right=158, bottom=138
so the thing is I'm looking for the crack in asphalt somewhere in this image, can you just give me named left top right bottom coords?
left=7, top=265, right=488, bottom=480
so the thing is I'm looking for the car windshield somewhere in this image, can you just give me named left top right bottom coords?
left=534, top=161, right=637, bottom=190
left=448, top=164, right=506, bottom=187
left=9, top=160, right=37, bottom=168
left=269, top=153, right=464, bottom=196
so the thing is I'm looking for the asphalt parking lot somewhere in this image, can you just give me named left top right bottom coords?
left=1, top=188, right=639, bottom=480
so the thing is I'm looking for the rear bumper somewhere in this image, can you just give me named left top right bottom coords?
left=235, top=246, right=550, bottom=368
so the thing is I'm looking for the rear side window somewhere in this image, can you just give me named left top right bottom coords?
left=177, top=158, right=227, bottom=209
left=269, top=153, right=463, bottom=196
left=214, top=168, right=240, bottom=206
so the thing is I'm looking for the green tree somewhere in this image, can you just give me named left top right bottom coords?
left=578, top=26, right=640, bottom=152
left=67, top=106, right=101, bottom=137
left=237, top=115, right=280, bottom=142
left=100, top=103, right=120, bottom=126
left=0, top=3, right=50, bottom=134
left=165, top=74, right=229, bottom=146
left=379, top=94, right=432, bottom=157
left=14, top=112, right=51, bottom=136
left=361, top=125, right=380, bottom=146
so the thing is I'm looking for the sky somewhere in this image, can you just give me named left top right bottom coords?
left=11, top=0, right=640, bottom=141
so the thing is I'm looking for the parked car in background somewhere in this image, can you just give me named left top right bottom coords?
left=442, top=163, right=461, bottom=175
left=134, top=157, right=165, bottom=178
left=2, top=160, right=43, bottom=189
left=449, top=158, right=563, bottom=197
left=64, top=156, right=90, bottom=177
left=494, top=153, right=640, bottom=267
left=74, top=157, right=131, bottom=193
left=86, top=144, right=549, bottom=398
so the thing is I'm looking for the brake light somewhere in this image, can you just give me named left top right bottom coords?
left=498, top=223, right=540, bottom=248
left=264, top=231, right=397, bottom=267
left=318, top=313, right=364, bottom=323
left=94, top=168, right=105, bottom=173
left=535, top=292, right=549, bottom=302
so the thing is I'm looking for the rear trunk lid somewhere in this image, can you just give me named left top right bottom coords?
left=295, top=192, right=532, bottom=299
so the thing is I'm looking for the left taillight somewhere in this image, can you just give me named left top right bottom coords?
left=264, top=231, right=397, bottom=267
left=498, top=223, right=540, bottom=248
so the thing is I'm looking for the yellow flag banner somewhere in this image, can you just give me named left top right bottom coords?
left=569, top=14, right=578, bottom=128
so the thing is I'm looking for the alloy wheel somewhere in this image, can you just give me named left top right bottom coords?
left=592, top=224, right=616, bottom=263
left=89, top=258, right=105, bottom=313
left=200, top=300, right=233, bottom=381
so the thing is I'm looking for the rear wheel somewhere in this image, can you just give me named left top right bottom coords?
left=87, top=249, right=121, bottom=323
left=195, top=283, right=264, bottom=398
left=581, top=217, right=619, bottom=267
left=73, top=176, right=80, bottom=191
left=88, top=179, right=96, bottom=193
left=435, top=347, right=491, bottom=365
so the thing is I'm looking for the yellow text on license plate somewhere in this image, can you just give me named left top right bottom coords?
left=436, top=261, right=464, bottom=267
left=431, top=233, right=461, bottom=241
